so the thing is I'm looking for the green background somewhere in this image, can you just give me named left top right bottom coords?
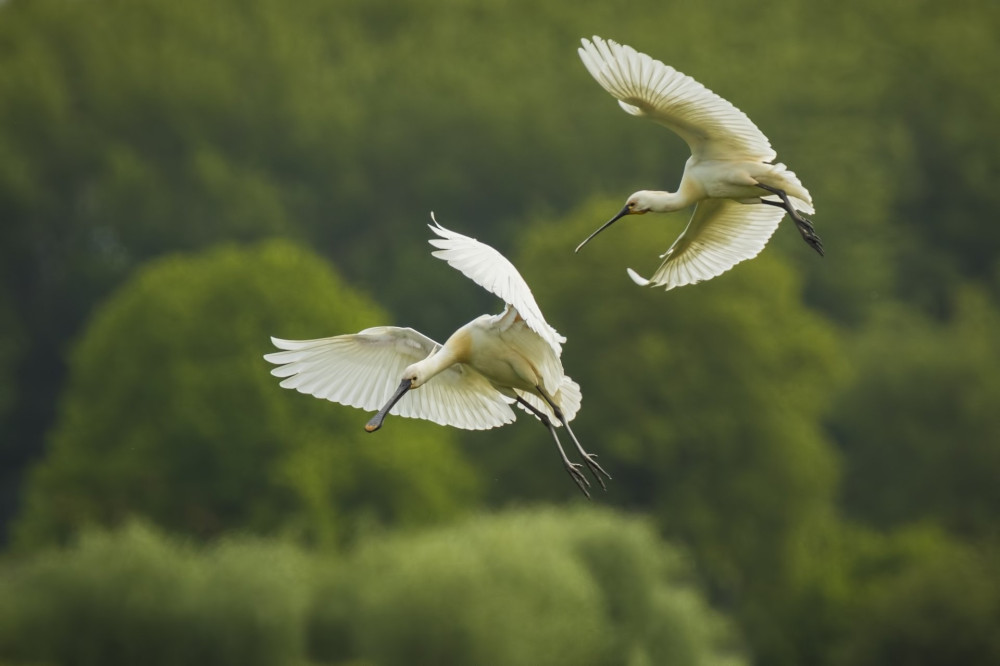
left=1, top=0, right=998, bottom=663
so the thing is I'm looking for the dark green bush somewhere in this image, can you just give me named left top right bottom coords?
left=833, top=540, right=1000, bottom=666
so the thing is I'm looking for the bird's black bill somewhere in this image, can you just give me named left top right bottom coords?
left=365, top=378, right=412, bottom=432
left=574, top=204, right=631, bottom=253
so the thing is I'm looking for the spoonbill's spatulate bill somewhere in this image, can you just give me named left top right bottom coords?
left=264, top=216, right=609, bottom=497
left=574, top=36, right=824, bottom=290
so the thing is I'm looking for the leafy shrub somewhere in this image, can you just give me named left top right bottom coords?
left=0, top=522, right=312, bottom=666
left=314, top=506, right=747, bottom=666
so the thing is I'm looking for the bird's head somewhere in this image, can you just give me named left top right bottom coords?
left=365, top=348, right=455, bottom=432
left=623, top=191, right=655, bottom=215
left=401, top=362, right=428, bottom=389
left=574, top=191, right=651, bottom=253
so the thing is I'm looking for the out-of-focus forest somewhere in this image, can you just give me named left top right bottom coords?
left=1, top=0, right=998, bottom=663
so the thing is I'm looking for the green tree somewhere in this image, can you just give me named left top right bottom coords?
left=12, top=241, right=478, bottom=549
left=0, top=510, right=748, bottom=666
left=0, top=287, right=24, bottom=542
left=778, top=518, right=1000, bottom=666
left=869, top=0, right=1000, bottom=314
left=314, top=506, right=747, bottom=666
left=832, top=286, right=1000, bottom=540
left=832, top=535, right=1000, bottom=666
left=0, top=0, right=346, bottom=536
left=0, top=522, right=313, bottom=666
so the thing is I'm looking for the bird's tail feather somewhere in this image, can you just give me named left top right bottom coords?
left=514, top=376, right=582, bottom=425
left=766, top=163, right=814, bottom=215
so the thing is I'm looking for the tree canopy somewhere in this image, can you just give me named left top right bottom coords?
left=1, top=509, right=751, bottom=666
left=12, top=241, right=479, bottom=549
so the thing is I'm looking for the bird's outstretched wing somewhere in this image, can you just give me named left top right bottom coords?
left=264, top=326, right=516, bottom=430
left=627, top=199, right=785, bottom=290
left=579, top=36, right=776, bottom=163
left=428, top=215, right=565, bottom=356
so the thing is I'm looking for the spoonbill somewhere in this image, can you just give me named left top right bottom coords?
left=264, top=216, right=609, bottom=497
left=574, top=36, right=824, bottom=290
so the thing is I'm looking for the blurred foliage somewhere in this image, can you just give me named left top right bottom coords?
left=0, top=0, right=997, bottom=664
left=831, top=534, right=1000, bottom=666
left=0, top=509, right=748, bottom=666
left=11, top=241, right=478, bottom=549
left=312, top=506, right=747, bottom=666
left=776, top=515, right=995, bottom=664
left=832, top=286, right=1000, bottom=540
left=0, top=288, right=20, bottom=428
left=0, top=521, right=312, bottom=666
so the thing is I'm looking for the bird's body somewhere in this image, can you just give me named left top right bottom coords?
left=574, top=36, right=823, bottom=289
left=265, top=218, right=606, bottom=496
left=685, top=158, right=812, bottom=206
left=459, top=309, right=558, bottom=397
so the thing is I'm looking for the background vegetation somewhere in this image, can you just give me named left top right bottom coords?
left=1, top=0, right=998, bottom=663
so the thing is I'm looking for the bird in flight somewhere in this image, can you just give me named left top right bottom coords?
left=265, top=216, right=609, bottom=497
left=574, top=36, right=823, bottom=290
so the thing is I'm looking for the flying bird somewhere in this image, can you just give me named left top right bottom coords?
left=264, top=216, right=609, bottom=497
left=574, top=36, right=823, bottom=290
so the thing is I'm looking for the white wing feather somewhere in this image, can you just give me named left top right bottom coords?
left=579, top=36, right=776, bottom=162
left=427, top=216, right=565, bottom=356
left=627, top=200, right=786, bottom=290
left=264, top=327, right=516, bottom=430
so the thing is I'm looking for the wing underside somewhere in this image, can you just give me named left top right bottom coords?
left=428, top=217, right=566, bottom=356
left=628, top=199, right=786, bottom=290
left=265, top=327, right=516, bottom=430
left=578, top=36, right=776, bottom=162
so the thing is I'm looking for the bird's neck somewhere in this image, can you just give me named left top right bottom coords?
left=415, top=335, right=466, bottom=381
left=644, top=189, right=697, bottom=213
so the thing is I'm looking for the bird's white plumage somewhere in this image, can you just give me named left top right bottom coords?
left=628, top=198, right=786, bottom=289
left=579, top=36, right=775, bottom=163
left=577, top=36, right=820, bottom=289
left=428, top=216, right=565, bottom=356
left=265, top=327, right=516, bottom=430
left=485, top=306, right=580, bottom=422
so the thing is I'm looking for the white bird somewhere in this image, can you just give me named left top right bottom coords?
left=574, top=36, right=823, bottom=290
left=264, top=215, right=609, bottom=497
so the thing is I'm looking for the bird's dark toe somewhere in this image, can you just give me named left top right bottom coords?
left=565, top=463, right=591, bottom=498
left=582, top=454, right=611, bottom=490
left=808, top=235, right=825, bottom=257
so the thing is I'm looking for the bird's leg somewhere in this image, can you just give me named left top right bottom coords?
left=537, top=389, right=611, bottom=491
left=515, top=396, right=591, bottom=498
left=757, top=183, right=825, bottom=257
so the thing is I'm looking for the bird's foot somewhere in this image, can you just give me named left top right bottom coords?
left=795, top=217, right=824, bottom=257
left=796, top=214, right=816, bottom=234
left=579, top=452, right=611, bottom=491
left=564, top=461, right=592, bottom=499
